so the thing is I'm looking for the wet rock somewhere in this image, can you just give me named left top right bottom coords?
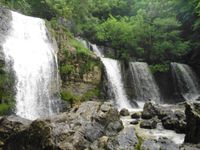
left=0, top=116, right=30, bottom=147
left=162, top=110, right=186, bottom=133
left=141, top=137, right=179, bottom=150
left=105, top=120, right=123, bottom=136
left=4, top=119, right=55, bottom=150
left=131, top=112, right=141, bottom=119
left=142, top=102, right=160, bottom=119
left=180, top=144, right=200, bottom=150
left=107, top=127, right=138, bottom=150
left=120, top=108, right=130, bottom=116
left=130, top=119, right=139, bottom=125
left=184, top=102, right=200, bottom=144
left=140, top=118, right=158, bottom=129
left=158, top=109, right=173, bottom=119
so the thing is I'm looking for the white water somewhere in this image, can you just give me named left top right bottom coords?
left=129, top=62, right=161, bottom=103
left=101, top=58, right=132, bottom=110
left=2, top=11, right=60, bottom=120
left=171, top=62, right=200, bottom=101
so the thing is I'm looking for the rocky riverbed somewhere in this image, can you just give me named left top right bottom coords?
left=0, top=101, right=200, bottom=150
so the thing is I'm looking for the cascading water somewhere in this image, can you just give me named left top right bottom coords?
left=77, top=38, right=131, bottom=109
left=129, top=62, right=161, bottom=103
left=2, top=11, right=60, bottom=120
left=101, top=58, right=132, bottom=110
left=171, top=62, right=200, bottom=101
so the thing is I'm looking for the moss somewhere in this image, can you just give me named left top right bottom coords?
left=69, top=38, right=91, bottom=55
left=60, top=64, right=75, bottom=75
left=61, top=90, right=81, bottom=105
left=81, top=88, right=100, bottom=101
left=135, top=135, right=143, bottom=150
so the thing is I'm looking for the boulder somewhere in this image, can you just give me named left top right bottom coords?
left=184, top=102, right=200, bottom=144
left=0, top=115, right=30, bottom=148
left=140, top=118, right=158, bottom=129
left=157, top=109, right=173, bottom=119
left=120, top=108, right=130, bottom=116
left=142, top=102, right=161, bottom=119
left=131, top=112, right=141, bottom=119
left=107, top=127, right=138, bottom=150
left=142, top=101, right=174, bottom=120
left=141, top=137, right=179, bottom=150
left=4, top=119, right=55, bottom=150
left=162, top=110, right=186, bottom=133
left=130, top=120, right=139, bottom=125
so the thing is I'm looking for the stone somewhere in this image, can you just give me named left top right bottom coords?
left=162, top=110, right=186, bottom=133
left=130, top=120, right=139, bottom=125
left=157, top=109, right=173, bottom=119
left=0, top=116, right=30, bottom=145
left=140, top=118, right=158, bottom=129
left=184, top=102, right=200, bottom=144
left=120, top=108, right=130, bottom=116
left=141, top=137, right=179, bottom=150
left=131, top=112, right=141, bottom=119
left=180, top=144, right=200, bottom=150
left=107, top=127, right=138, bottom=150
left=4, top=119, right=55, bottom=150
left=142, top=102, right=160, bottom=119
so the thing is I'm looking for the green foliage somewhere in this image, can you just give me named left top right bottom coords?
left=0, top=103, right=12, bottom=115
left=81, top=88, right=100, bottom=101
left=1, top=0, right=198, bottom=71
left=149, top=64, right=170, bottom=74
left=61, top=88, right=99, bottom=104
left=69, top=39, right=91, bottom=55
left=61, top=90, right=80, bottom=103
left=60, top=64, right=75, bottom=76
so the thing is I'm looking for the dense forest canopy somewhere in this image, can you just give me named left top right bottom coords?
left=0, top=0, right=200, bottom=71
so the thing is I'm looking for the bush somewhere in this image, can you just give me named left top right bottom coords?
left=61, top=90, right=80, bottom=105
left=0, top=103, right=12, bottom=115
left=149, top=64, right=170, bottom=74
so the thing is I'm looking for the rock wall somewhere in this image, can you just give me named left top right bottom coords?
left=0, top=8, right=15, bottom=115
left=154, top=71, right=183, bottom=103
left=47, top=21, right=104, bottom=105
left=185, top=102, right=200, bottom=144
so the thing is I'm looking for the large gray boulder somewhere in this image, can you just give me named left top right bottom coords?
left=161, top=110, right=186, bottom=133
left=107, top=127, right=138, bottom=150
left=184, top=102, right=200, bottom=144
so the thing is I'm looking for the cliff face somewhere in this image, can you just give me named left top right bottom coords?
left=59, top=49, right=103, bottom=104
left=46, top=21, right=103, bottom=105
left=0, top=8, right=15, bottom=115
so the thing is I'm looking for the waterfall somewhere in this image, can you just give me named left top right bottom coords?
left=129, top=62, right=161, bottom=103
left=2, top=11, right=60, bottom=120
left=77, top=38, right=131, bottom=109
left=101, top=58, right=132, bottom=109
left=171, top=62, right=200, bottom=101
